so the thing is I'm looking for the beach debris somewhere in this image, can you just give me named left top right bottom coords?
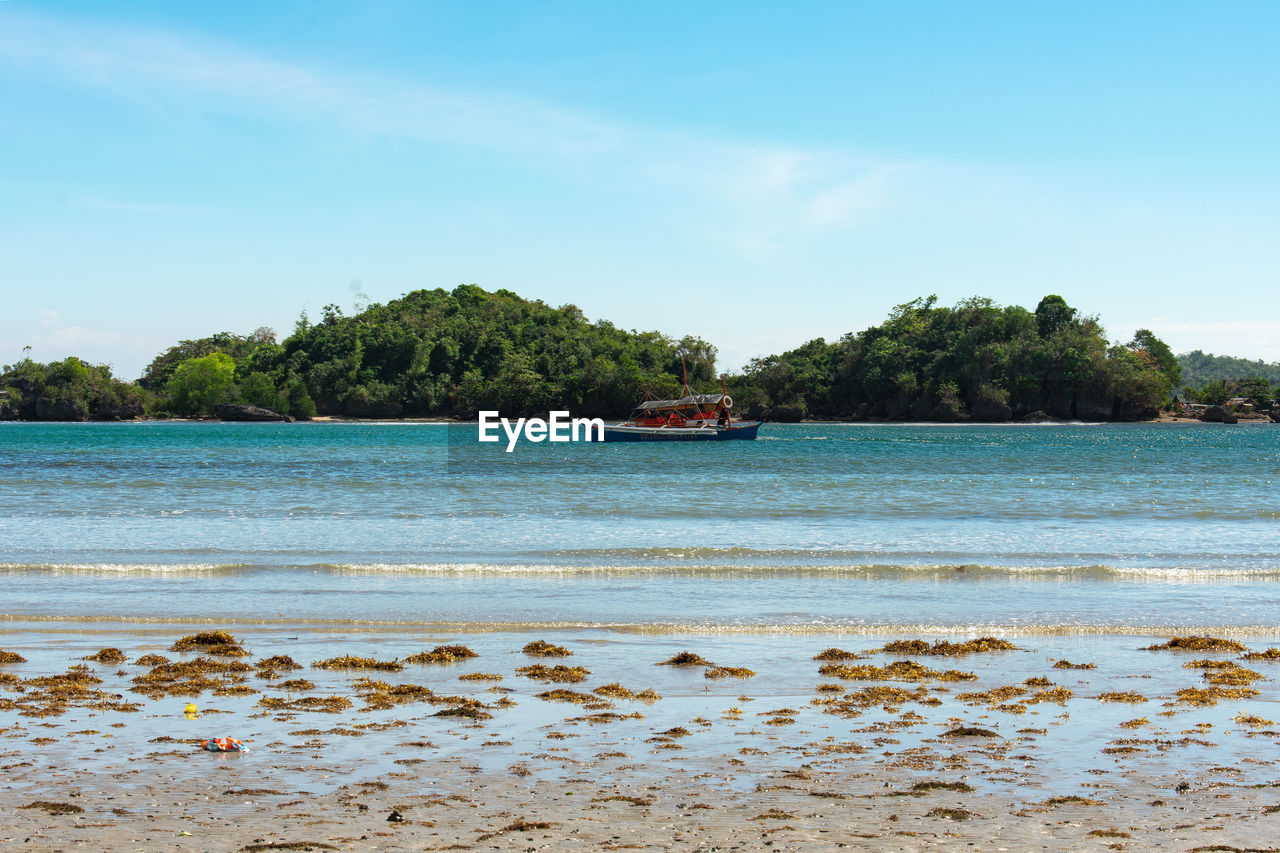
left=200, top=737, right=246, bottom=752
left=704, top=666, right=755, bottom=679
left=171, top=631, right=249, bottom=657
left=0, top=650, right=27, bottom=664
left=1143, top=635, right=1247, bottom=652
left=82, top=647, right=127, bottom=664
left=386, top=809, right=405, bottom=822
left=405, top=645, right=478, bottom=664
left=476, top=820, right=557, bottom=842
left=813, top=647, right=861, bottom=660
left=881, top=637, right=1018, bottom=656
left=515, top=664, right=589, bottom=683
left=522, top=640, right=571, bottom=657
left=657, top=651, right=713, bottom=666
left=311, top=655, right=402, bottom=672
left=1052, top=660, right=1095, bottom=669
left=19, top=800, right=84, bottom=815
left=185, top=703, right=198, bottom=715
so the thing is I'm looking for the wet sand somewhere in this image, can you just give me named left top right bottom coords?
left=3, top=626, right=1280, bottom=851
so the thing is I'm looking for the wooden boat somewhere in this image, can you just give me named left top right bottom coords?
left=602, top=373, right=762, bottom=442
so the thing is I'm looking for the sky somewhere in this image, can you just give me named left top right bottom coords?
left=2, top=1, right=1278, bottom=379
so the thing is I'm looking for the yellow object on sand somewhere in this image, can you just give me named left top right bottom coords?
left=184, top=703, right=198, bottom=715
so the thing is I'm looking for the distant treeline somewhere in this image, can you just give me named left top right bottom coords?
left=0, top=285, right=1259, bottom=423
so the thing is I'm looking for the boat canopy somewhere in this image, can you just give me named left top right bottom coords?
left=635, top=394, right=727, bottom=411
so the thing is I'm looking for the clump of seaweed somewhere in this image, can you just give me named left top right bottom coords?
left=535, top=689, right=595, bottom=704
left=130, top=656, right=251, bottom=699
left=171, top=631, right=249, bottom=657
left=751, top=809, right=796, bottom=820
left=657, top=651, right=713, bottom=666
left=0, top=650, right=28, bottom=664
left=593, top=682, right=635, bottom=699
left=883, top=637, right=1017, bottom=656
left=705, top=666, right=755, bottom=679
left=1086, top=829, right=1131, bottom=839
left=405, top=645, right=478, bottom=664
left=1233, top=713, right=1274, bottom=727
left=1098, top=691, right=1147, bottom=703
left=522, top=640, right=571, bottom=657
left=819, top=660, right=975, bottom=682
left=82, top=648, right=127, bottom=664
left=957, top=685, right=1027, bottom=705
left=476, top=820, right=557, bottom=841
left=813, top=647, right=861, bottom=660
left=1176, top=686, right=1260, bottom=706
left=311, top=656, right=403, bottom=672
left=19, top=800, right=84, bottom=815
left=905, top=781, right=974, bottom=795
left=134, top=654, right=170, bottom=667
left=1052, top=660, right=1095, bottom=669
left=278, top=679, right=315, bottom=691
left=516, top=664, right=589, bottom=683
left=432, top=705, right=492, bottom=720
left=1183, top=660, right=1266, bottom=686
left=459, top=672, right=503, bottom=682
left=940, top=726, right=999, bottom=738
left=1242, top=647, right=1280, bottom=661
left=1143, top=636, right=1246, bottom=652
left=1025, top=676, right=1053, bottom=686
left=1119, top=717, right=1149, bottom=728
left=256, top=655, right=302, bottom=671
left=926, top=807, right=974, bottom=820
left=1039, top=795, right=1102, bottom=807
left=256, top=695, right=352, bottom=713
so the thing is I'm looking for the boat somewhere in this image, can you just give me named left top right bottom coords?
left=601, top=371, right=763, bottom=442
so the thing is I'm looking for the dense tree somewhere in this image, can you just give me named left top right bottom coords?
left=165, top=353, right=236, bottom=415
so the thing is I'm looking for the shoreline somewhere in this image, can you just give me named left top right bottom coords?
left=3, top=625, right=1279, bottom=850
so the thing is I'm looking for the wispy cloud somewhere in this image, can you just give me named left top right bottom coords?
left=0, top=10, right=916, bottom=256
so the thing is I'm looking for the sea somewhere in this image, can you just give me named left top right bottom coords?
left=3, top=420, right=1280, bottom=798
left=1, top=420, right=1277, bottom=633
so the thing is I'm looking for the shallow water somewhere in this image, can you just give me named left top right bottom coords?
left=1, top=421, right=1278, bottom=629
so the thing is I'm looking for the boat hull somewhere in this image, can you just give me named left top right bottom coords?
left=601, top=421, right=762, bottom=442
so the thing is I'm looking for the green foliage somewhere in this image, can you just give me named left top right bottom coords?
left=740, top=294, right=1172, bottom=421
left=0, top=356, right=146, bottom=420
left=165, top=352, right=236, bottom=415
left=1178, top=350, right=1280, bottom=388
left=141, top=328, right=276, bottom=390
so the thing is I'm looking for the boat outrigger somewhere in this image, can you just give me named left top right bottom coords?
left=601, top=370, right=763, bottom=442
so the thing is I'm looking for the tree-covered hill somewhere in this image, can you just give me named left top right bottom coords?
left=1177, top=350, right=1280, bottom=388
left=2, top=286, right=1186, bottom=422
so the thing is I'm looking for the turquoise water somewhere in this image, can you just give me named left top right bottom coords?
left=1, top=421, right=1278, bottom=630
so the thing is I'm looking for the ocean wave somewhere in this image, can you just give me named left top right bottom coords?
left=4, top=561, right=1279, bottom=581
left=0, top=612, right=1276, bottom=637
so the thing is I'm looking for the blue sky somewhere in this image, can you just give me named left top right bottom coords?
left=2, top=1, right=1278, bottom=379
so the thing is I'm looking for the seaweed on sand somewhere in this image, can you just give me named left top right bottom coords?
left=256, top=695, right=352, bottom=713
left=819, top=660, right=975, bottom=682
left=515, top=664, right=589, bottom=683
left=1053, top=660, right=1095, bottom=669
left=882, top=637, right=1017, bottom=656
left=476, top=820, right=557, bottom=841
left=926, top=807, right=974, bottom=820
left=940, top=726, right=999, bottom=738
left=256, top=655, right=302, bottom=671
left=704, top=666, right=755, bottom=679
left=1098, top=691, right=1147, bottom=703
left=1143, top=636, right=1247, bottom=652
left=813, top=648, right=861, bottom=660
left=1242, top=647, right=1280, bottom=661
left=522, top=640, right=571, bottom=657
left=0, top=650, right=27, bottom=664
left=19, top=801, right=84, bottom=815
left=171, top=631, right=249, bottom=657
left=534, top=689, right=595, bottom=704
left=657, top=651, right=713, bottom=666
left=405, top=645, right=478, bottom=664
left=459, top=672, right=503, bottom=682
left=311, top=656, right=403, bottom=672
left=82, top=648, right=127, bottom=664
left=133, top=654, right=170, bottom=667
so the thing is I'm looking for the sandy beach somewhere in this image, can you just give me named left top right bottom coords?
left=3, top=625, right=1279, bottom=851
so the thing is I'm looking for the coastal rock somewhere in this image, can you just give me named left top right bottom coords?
left=211, top=403, right=292, bottom=422
left=1200, top=405, right=1237, bottom=424
left=970, top=398, right=1012, bottom=422
left=92, top=401, right=144, bottom=421
left=1073, top=395, right=1114, bottom=421
left=1271, top=409, right=1280, bottom=423
left=34, top=398, right=87, bottom=421
left=763, top=404, right=805, bottom=422
left=1021, top=410, right=1056, bottom=423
